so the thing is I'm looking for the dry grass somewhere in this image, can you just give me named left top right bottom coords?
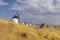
left=0, top=19, right=60, bottom=40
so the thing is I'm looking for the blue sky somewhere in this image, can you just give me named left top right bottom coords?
left=0, top=0, right=60, bottom=25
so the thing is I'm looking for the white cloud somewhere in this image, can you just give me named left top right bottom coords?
left=11, top=0, right=55, bottom=12
left=10, top=0, right=60, bottom=25
left=10, top=0, right=60, bottom=13
left=52, top=0, right=60, bottom=13
left=11, top=4, right=23, bottom=11
left=0, top=0, right=8, bottom=6
left=19, top=10, right=60, bottom=25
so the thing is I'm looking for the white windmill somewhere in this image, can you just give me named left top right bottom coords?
left=12, top=13, right=20, bottom=24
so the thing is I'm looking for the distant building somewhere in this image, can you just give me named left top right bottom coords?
left=12, top=15, right=19, bottom=24
left=40, top=23, right=48, bottom=27
left=22, top=21, right=32, bottom=26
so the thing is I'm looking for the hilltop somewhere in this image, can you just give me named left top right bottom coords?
left=0, top=19, right=60, bottom=40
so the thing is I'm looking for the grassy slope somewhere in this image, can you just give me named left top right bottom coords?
left=0, top=19, right=60, bottom=40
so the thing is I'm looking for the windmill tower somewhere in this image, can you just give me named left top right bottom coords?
left=12, top=12, right=20, bottom=24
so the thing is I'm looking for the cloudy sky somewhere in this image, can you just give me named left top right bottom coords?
left=0, top=0, right=60, bottom=25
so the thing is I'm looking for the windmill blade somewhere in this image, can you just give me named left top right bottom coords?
left=16, top=11, right=19, bottom=18
left=18, top=18, right=20, bottom=23
left=16, top=11, right=21, bottom=23
left=21, top=18, right=27, bottom=24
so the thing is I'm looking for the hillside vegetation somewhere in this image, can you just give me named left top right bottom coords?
left=0, top=19, right=60, bottom=40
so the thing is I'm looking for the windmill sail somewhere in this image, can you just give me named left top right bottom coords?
left=16, top=11, right=21, bottom=23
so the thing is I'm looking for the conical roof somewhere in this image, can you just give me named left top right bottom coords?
left=12, top=15, right=19, bottom=18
